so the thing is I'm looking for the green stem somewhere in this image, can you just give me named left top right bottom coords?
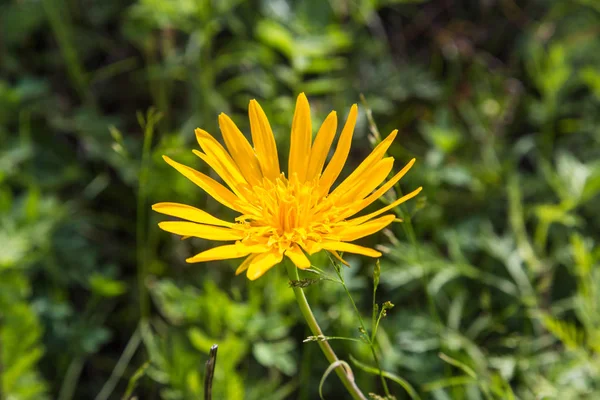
left=331, top=260, right=390, bottom=396
left=0, top=313, right=4, bottom=400
left=285, top=264, right=367, bottom=400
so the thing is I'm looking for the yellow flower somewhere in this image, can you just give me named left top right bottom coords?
left=153, top=93, right=422, bottom=280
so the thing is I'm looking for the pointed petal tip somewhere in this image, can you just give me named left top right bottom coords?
left=235, top=255, right=253, bottom=276
left=295, top=93, right=309, bottom=109
left=191, top=149, right=204, bottom=158
left=218, top=112, right=234, bottom=124
left=194, top=128, right=211, bottom=139
left=295, top=92, right=310, bottom=109
left=330, top=250, right=350, bottom=266
left=379, top=129, right=398, bottom=145
left=248, top=98, right=266, bottom=115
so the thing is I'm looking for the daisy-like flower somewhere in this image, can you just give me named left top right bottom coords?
left=153, top=93, right=421, bottom=280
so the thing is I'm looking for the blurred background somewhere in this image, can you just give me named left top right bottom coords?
left=2, top=0, right=600, bottom=399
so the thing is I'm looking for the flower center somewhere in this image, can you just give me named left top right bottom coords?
left=234, top=174, right=342, bottom=252
left=259, top=174, right=323, bottom=232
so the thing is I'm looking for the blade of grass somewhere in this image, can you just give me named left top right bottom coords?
left=349, top=354, right=421, bottom=400
left=95, top=327, right=142, bottom=400
left=41, top=0, right=88, bottom=99
left=57, top=357, right=85, bottom=400
left=319, top=360, right=354, bottom=400
left=438, top=353, right=476, bottom=378
left=136, top=109, right=162, bottom=320
left=121, top=362, right=149, bottom=400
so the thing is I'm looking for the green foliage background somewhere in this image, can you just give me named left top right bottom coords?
left=1, top=0, right=600, bottom=399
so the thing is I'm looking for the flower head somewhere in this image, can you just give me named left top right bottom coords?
left=153, top=94, right=421, bottom=280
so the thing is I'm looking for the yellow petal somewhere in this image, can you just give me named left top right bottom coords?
left=288, top=93, right=312, bottom=182
left=337, top=157, right=394, bottom=204
left=306, top=111, right=337, bottom=181
left=342, top=158, right=416, bottom=219
left=319, top=104, right=357, bottom=194
left=249, top=99, right=280, bottom=180
left=285, top=244, right=311, bottom=269
left=162, top=155, right=243, bottom=212
left=236, top=254, right=258, bottom=275
left=152, top=202, right=233, bottom=227
left=158, top=221, right=244, bottom=241
left=194, top=129, right=248, bottom=186
left=332, top=129, right=398, bottom=196
left=192, top=150, right=251, bottom=202
left=218, top=113, right=263, bottom=186
left=301, top=240, right=322, bottom=255
left=246, top=249, right=283, bottom=280
left=348, top=186, right=423, bottom=226
left=186, top=243, right=268, bottom=263
left=320, top=241, right=382, bottom=258
left=331, top=215, right=396, bottom=241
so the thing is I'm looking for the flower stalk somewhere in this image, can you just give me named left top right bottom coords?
left=285, top=263, right=367, bottom=400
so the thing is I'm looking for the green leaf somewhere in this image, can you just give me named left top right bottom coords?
left=252, top=340, right=297, bottom=376
left=255, top=20, right=295, bottom=58
left=89, top=274, right=127, bottom=297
